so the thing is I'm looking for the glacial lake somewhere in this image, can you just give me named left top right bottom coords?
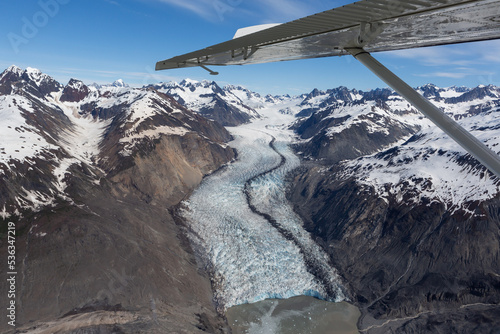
left=226, top=296, right=360, bottom=334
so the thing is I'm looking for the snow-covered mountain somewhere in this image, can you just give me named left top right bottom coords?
left=2, top=64, right=500, bottom=333
left=222, top=84, right=304, bottom=112
left=287, top=84, right=500, bottom=333
left=0, top=65, right=236, bottom=332
left=0, top=65, right=234, bottom=220
left=4, top=64, right=498, bottom=248
left=148, top=79, right=261, bottom=126
left=148, top=79, right=312, bottom=122
left=290, top=84, right=500, bottom=210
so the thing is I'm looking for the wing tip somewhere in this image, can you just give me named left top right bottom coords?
left=155, top=61, right=178, bottom=71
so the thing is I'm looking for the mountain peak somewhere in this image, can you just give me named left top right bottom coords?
left=224, top=84, right=244, bottom=90
left=0, top=65, right=24, bottom=85
left=60, top=78, right=90, bottom=102
left=179, top=78, right=199, bottom=86
left=24, top=67, right=59, bottom=88
left=157, top=80, right=177, bottom=86
left=0, top=66, right=62, bottom=97
left=26, top=67, right=42, bottom=75
left=67, top=78, right=85, bottom=87
left=25, top=67, right=46, bottom=84
left=111, top=79, right=128, bottom=87
left=179, top=78, right=218, bottom=88
left=417, top=83, right=442, bottom=99
left=5, top=65, right=23, bottom=75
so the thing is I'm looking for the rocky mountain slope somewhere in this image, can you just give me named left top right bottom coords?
left=0, top=66, right=235, bottom=333
left=287, top=84, right=500, bottom=333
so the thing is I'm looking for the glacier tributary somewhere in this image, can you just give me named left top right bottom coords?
left=179, top=109, right=346, bottom=310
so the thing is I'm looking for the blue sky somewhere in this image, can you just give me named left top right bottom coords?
left=2, top=0, right=500, bottom=95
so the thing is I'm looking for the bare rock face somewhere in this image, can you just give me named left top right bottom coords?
left=60, top=79, right=90, bottom=102
left=0, top=67, right=234, bottom=333
left=289, top=169, right=500, bottom=332
left=196, top=95, right=254, bottom=126
left=110, top=133, right=233, bottom=206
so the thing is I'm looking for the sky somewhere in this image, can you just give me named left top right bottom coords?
left=1, top=0, right=500, bottom=95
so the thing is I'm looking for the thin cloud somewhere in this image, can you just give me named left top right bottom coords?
left=252, top=0, right=316, bottom=23
left=153, top=0, right=231, bottom=22
left=386, top=40, right=500, bottom=68
left=147, top=0, right=334, bottom=23
left=477, top=40, right=500, bottom=63
left=387, top=46, right=475, bottom=67
left=414, top=68, right=494, bottom=80
left=251, top=0, right=351, bottom=23
left=45, top=66, right=179, bottom=87
left=103, top=0, right=120, bottom=5
left=415, top=72, right=469, bottom=79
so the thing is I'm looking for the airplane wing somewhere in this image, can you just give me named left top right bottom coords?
left=155, top=0, right=500, bottom=179
left=156, top=0, right=500, bottom=70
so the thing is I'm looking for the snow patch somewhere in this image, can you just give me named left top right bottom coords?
left=340, top=122, right=500, bottom=211
left=0, top=95, right=58, bottom=169
left=120, top=125, right=189, bottom=156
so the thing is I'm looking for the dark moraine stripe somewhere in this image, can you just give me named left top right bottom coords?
left=243, top=134, right=341, bottom=299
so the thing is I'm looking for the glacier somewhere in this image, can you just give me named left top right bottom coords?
left=179, top=107, right=346, bottom=310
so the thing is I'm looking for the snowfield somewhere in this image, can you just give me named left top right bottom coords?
left=337, top=98, right=500, bottom=212
left=0, top=95, right=59, bottom=169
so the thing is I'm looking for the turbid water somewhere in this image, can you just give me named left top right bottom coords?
left=226, top=296, right=360, bottom=334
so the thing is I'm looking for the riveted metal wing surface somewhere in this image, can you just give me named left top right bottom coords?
left=156, top=0, right=500, bottom=70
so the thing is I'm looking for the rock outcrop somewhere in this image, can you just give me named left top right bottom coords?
left=289, top=167, right=500, bottom=332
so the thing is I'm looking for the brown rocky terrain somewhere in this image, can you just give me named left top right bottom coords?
left=289, top=166, right=500, bottom=333
left=3, top=149, right=232, bottom=333
left=0, top=66, right=235, bottom=333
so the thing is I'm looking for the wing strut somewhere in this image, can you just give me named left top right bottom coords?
left=347, top=47, right=500, bottom=178
left=200, top=65, right=219, bottom=76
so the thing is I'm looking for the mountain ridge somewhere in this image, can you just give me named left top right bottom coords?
left=0, top=66, right=235, bottom=333
left=284, top=76, right=500, bottom=332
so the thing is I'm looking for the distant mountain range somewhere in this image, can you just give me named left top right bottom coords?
left=292, top=83, right=500, bottom=207
left=1, top=65, right=499, bottom=333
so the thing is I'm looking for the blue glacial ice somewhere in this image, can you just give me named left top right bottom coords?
left=179, top=110, right=346, bottom=310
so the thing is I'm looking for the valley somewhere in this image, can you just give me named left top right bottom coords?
left=1, top=66, right=500, bottom=333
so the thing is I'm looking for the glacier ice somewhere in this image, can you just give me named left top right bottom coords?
left=180, top=109, right=345, bottom=310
